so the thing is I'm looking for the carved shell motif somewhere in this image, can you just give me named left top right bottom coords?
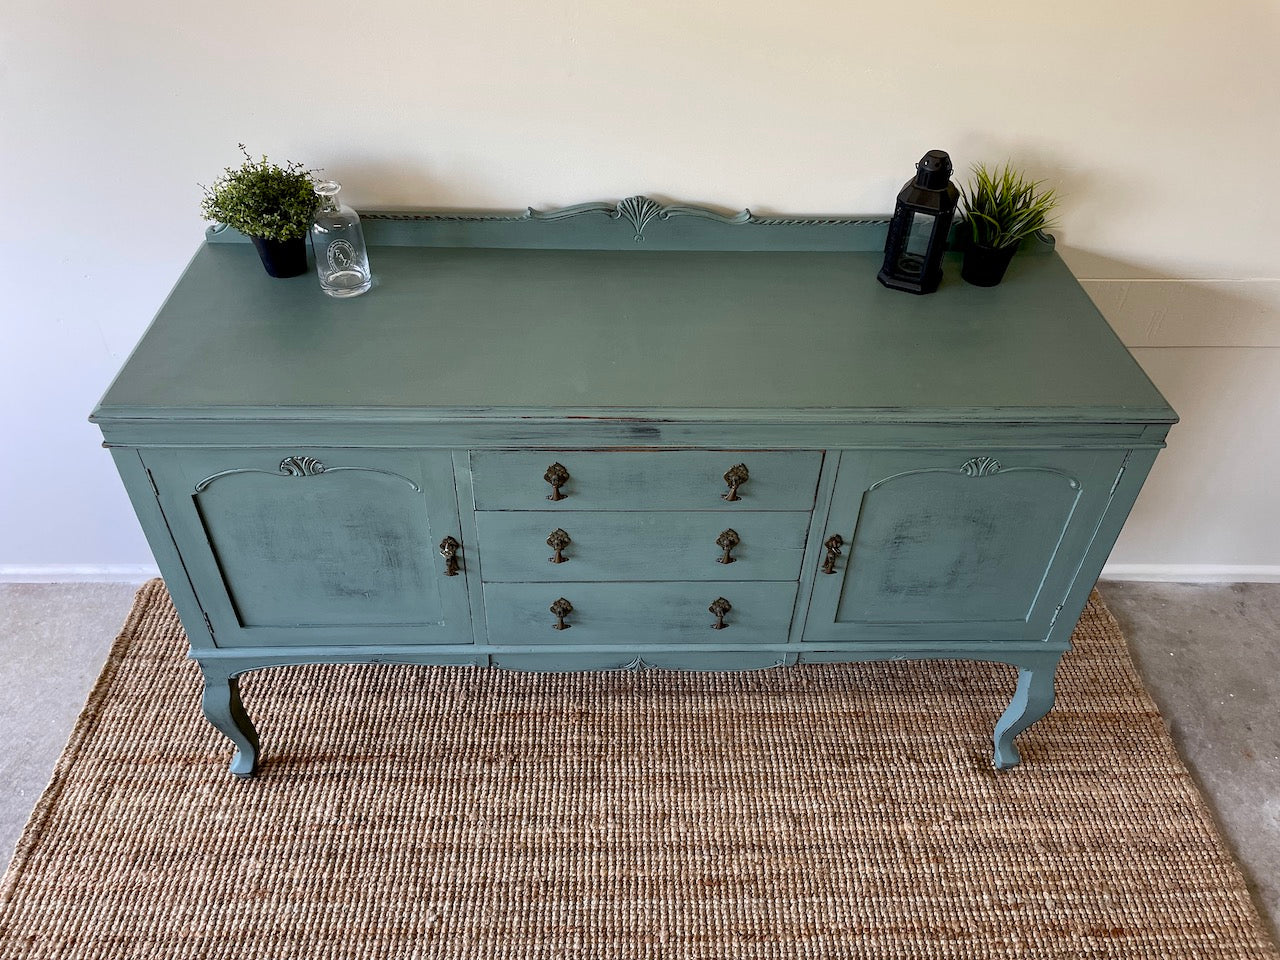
left=613, top=195, right=665, bottom=242
left=279, top=456, right=327, bottom=477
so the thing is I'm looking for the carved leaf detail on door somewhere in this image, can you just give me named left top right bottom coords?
left=961, top=456, right=1002, bottom=477
left=279, top=456, right=327, bottom=477
left=193, top=459, right=422, bottom=493
left=867, top=460, right=1082, bottom=493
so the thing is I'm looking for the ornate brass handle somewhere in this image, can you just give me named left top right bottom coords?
left=721, top=463, right=749, bottom=502
left=821, top=534, right=844, bottom=575
left=715, top=529, right=739, bottom=564
left=547, top=528, right=571, bottom=564
left=550, top=597, right=573, bottom=630
left=544, top=462, right=569, bottom=501
left=709, top=596, right=732, bottom=630
left=439, top=536, right=460, bottom=576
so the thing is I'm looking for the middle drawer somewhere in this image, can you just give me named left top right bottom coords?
left=475, top=511, right=811, bottom=582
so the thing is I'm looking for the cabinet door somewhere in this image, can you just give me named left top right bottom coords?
left=143, top=449, right=471, bottom=647
left=804, top=449, right=1127, bottom=643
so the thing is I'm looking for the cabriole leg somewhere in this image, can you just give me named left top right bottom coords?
left=200, top=667, right=261, bottom=778
left=992, top=654, right=1061, bottom=770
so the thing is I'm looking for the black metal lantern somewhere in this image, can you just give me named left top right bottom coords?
left=877, top=150, right=960, bottom=295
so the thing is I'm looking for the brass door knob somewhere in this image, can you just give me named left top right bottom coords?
left=547, top=528, right=571, bottom=564
left=709, top=596, right=732, bottom=630
left=439, top=536, right=461, bottom=576
left=550, top=597, right=573, bottom=630
left=721, top=463, right=749, bottom=502
left=715, top=529, right=740, bottom=564
left=821, top=534, right=844, bottom=575
left=544, top=463, right=569, bottom=501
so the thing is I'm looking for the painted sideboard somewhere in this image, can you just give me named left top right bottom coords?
left=91, top=196, right=1177, bottom=778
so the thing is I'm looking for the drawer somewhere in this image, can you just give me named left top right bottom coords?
left=475, top=511, right=810, bottom=582
left=482, top=581, right=798, bottom=645
left=471, top=450, right=823, bottom=511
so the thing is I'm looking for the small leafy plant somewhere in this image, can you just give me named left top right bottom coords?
left=959, top=163, right=1060, bottom=250
left=201, top=146, right=318, bottom=241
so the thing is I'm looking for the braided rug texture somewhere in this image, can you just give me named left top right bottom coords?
left=0, top=580, right=1275, bottom=960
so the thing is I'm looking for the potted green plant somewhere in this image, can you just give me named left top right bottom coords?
left=201, top=146, right=318, bottom=278
left=957, top=163, right=1060, bottom=287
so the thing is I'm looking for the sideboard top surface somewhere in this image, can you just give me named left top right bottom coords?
left=94, top=220, right=1175, bottom=425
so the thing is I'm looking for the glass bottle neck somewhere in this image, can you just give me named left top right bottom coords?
left=315, top=181, right=343, bottom=214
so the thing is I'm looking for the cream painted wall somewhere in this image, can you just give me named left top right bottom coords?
left=2, top=0, right=1278, bottom=578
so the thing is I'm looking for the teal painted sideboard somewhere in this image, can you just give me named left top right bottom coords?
left=91, top=196, right=1177, bottom=777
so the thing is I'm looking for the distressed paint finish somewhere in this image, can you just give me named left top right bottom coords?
left=482, top=581, right=800, bottom=646
left=140, top=448, right=472, bottom=647
left=992, top=653, right=1062, bottom=770
left=470, top=451, right=823, bottom=512
left=199, top=665, right=259, bottom=779
left=805, top=448, right=1128, bottom=643
left=95, top=228, right=1170, bottom=421
left=90, top=197, right=1178, bottom=776
left=474, top=510, right=811, bottom=582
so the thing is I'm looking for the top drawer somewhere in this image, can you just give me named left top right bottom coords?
left=471, top=451, right=823, bottom=511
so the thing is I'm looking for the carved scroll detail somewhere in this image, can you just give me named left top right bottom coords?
left=364, top=196, right=888, bottom=240
left=194, top=459, right=421, bottom=493
left=279, top=455, right=327, bottom=477
left=867, top=459, right=1082, bottom=493
left=961, top=456, right=1002, bottom=477
left=615, top=654, right=785, bottom=672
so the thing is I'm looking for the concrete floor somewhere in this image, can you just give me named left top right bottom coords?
left=0, top=583, right=138, bottom=853
left=1103, top=581, right=1279, bottom=941
left=0, top=580, right=1276, bottom=940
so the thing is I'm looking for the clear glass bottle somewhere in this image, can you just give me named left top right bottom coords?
left=311, top=180, right=372, bottom=298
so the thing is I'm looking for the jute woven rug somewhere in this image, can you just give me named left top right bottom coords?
left=0, top=581, right=1275, bottom=959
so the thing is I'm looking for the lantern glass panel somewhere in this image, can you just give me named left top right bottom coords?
left=898, top=212, right=936, bottom=278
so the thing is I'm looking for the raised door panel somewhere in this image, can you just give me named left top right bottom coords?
left=143, top=449, right=471, bottom=647
left=803, top=449, right=1126, bottom=643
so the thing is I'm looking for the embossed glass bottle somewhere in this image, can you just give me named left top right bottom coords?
left=311, top=180, right=372, bottom=298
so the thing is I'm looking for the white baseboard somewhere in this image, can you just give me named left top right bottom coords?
left=0, top=564, right=160, bottom=584
left=1101, top=563, right=1280, bottom=583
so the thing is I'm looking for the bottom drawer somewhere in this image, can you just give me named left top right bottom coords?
left=483, top=581, right=799, bottom=646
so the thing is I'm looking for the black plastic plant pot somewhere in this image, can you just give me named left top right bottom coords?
left=250, top=235, right=309, bottom=278
left=961, top=242, right=1019, bottom=287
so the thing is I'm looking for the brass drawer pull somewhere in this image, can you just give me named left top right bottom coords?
left=821, top=534, right=844, bottom=575
left=547, top=528, right=571, bottom=564
left=709, top=596, right=732, bottom=630
left=721, top=463, right=749, bottom=501
left=550, top=597, right=573, bottom=630
left=439, top=536, right=461, bottom=576
left=544, top=462, right=569, bottom=501
left=715, top=529, right=739, bottom=564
